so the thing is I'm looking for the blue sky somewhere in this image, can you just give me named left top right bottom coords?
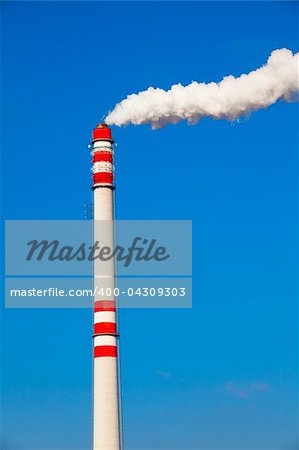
left=1, top=1, right=298, bottom=449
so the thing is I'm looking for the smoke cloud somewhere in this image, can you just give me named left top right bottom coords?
left=105, top=48, right=299, bottom=129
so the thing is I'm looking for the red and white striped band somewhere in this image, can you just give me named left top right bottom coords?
left=92, top=143, right=114, bottom=187
left=94, top=302, right=118, bottom=358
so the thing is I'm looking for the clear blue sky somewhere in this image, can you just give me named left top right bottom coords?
left=1, top=1, right=298, bottom=449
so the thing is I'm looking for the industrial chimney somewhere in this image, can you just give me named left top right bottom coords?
left=91, top=123, right=121, bottom=450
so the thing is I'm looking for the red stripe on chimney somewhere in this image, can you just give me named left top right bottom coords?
left=93, top=152, right=113, bottom=163
left=94, top=301, right=116, bottom=312
left=94, top=345, right=117, bottom=358
left=93, top=172, right=113, bottom=184
left=94, top=322, right=116, bottom=335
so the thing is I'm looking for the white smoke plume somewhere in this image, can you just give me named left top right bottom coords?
left=105, top=48, right=299, bottom=129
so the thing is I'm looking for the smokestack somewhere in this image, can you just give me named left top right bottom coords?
left=91, top=124, right=121, bottom=450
